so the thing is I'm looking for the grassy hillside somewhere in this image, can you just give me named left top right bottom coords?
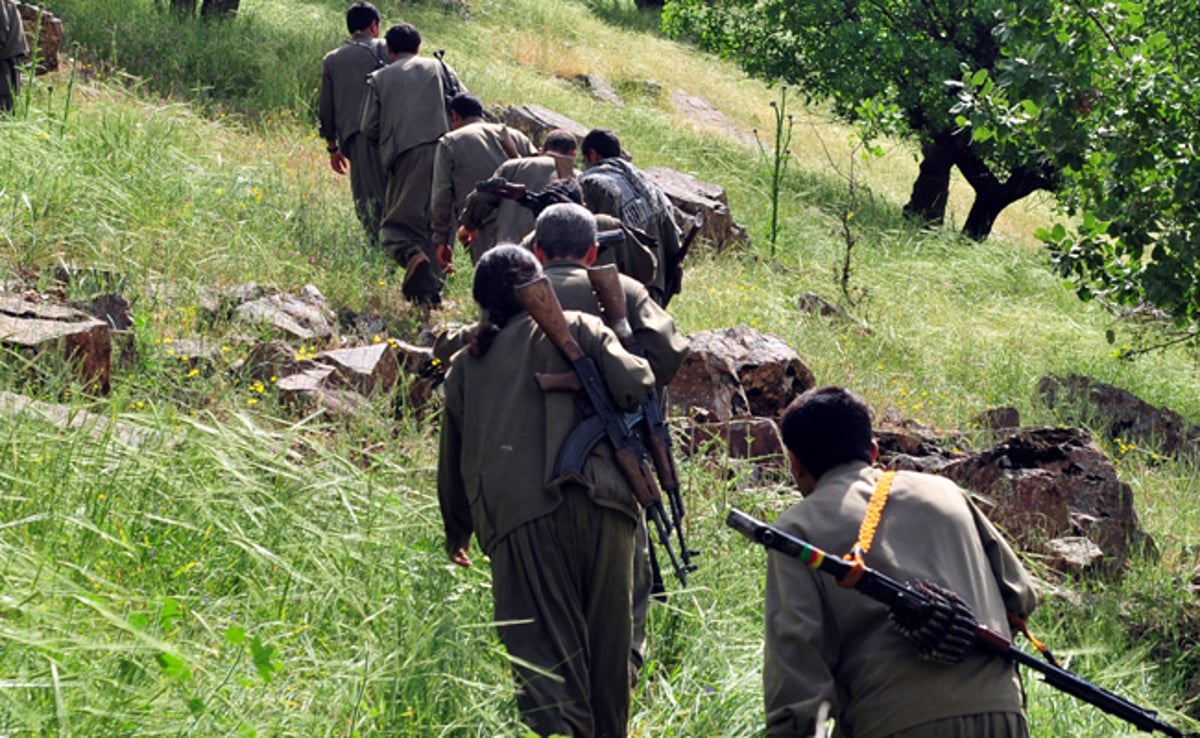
left=2, top=0, right=1199, bottom=735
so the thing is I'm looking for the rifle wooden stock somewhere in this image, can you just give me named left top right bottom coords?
left=517, top=277, right=585, bottom=362
left=550, top=151, right=577, bottom=182
left=726, top=508, right=1183, bottom=738
left=517, top=274, right=691, bottom=585
left=534, top=370, right=582, bottom=393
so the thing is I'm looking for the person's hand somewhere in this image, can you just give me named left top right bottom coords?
left=329, top=150, right=349, bottom=175
left=457, top=225, right=475, bottom=247
left=449, top=545, right=472, bottom=568
left=436, top=243, right=456, bottom=275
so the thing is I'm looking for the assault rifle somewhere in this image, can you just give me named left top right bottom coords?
left=588, top=263, right=698, bottom=579
left=726, top=508, right=1183, bottom=738
left=515, top=276, right=691, bottom=585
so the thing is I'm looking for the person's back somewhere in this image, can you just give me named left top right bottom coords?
left=364, top=52, right=449, bottom=173
left=767, top=463, right=1035, bottom=737
left=431, top=93, right=536, bottom=264
left=578, top=128, right=682, bottom=304
left=765, top=387, right=1037, bottom=738
left=438, top=244, right=651, bottom=737
left=318, top=2, right=389, bottom=244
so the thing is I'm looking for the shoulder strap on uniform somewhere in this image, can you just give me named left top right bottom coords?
left=839, top=470, right=896, bottom=588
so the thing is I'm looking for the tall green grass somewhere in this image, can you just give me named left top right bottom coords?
left=2, top=0, right=1199, bottom=735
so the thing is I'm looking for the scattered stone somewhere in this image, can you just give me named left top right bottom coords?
left=1046, top=536, right=1105, bottom=575
left=88, top=293, right=134, bottom=331
left=940, top=426, right=1141, bottom=578
left=681, top=415, right=786, bottom=463
left=234, top=287, right=337, bottom=342
left=316, top=343, right=399, bottom=396
left=16, top=3, right=64, bottom=74
left=643, top=166, right=750, bottom=252
left=0, top=295, right=111, bottom=393
left=672, top=325, right=813, bottom=420
left=1038, top=373, right=1200, bottom=461
left=972, top=406, right=1021, bottom=433
left=797, top=292, right=868, bottom=330
left=0, top=390, right=155, bottom=447
left=670, top=90, right=755, bottom=146
left=573, top=74, right=622, bottom=106
left=668, top=342, right=749, bottom=422
left=501, top=104, right=591, bottom=149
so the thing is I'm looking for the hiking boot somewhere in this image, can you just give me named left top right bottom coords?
left=402, top=251, right=442, bottom=307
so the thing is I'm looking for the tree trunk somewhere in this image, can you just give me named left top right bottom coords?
left=954, top=145, right=1055, bottom=241
left=902, top=140, right=954, bottom=226
left=200, top=0, right=239, bottom=18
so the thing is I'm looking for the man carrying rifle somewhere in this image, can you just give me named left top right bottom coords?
left=437, top=244, right=653, bottom=737
left=459, top=128, right=579, bottom=255
left=766, top=386, right=1039, bottom=737
left=533, top=202, right=689, bottom=682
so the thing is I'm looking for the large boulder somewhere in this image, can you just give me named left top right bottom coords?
left=939, top=427, right=1143, bottom=578
left=669, top=325, right=814, bottom=421
left=1038, top=373, right=1200, bottom=461
left=643, top=166, right=750, bottom=252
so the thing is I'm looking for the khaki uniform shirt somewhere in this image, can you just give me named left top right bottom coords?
left=544, top=262, right=687, bottom=387
left=317, top=33, right=387, bottom=147
left=765, top=462, right=1038, bottom=738
left=430, top=118, right=535, bottom=250
left=459, top=155, right=561, bottom=252
left=438, top=311, right=653, bottom=556
left=360, top=52, right=463, bottom=173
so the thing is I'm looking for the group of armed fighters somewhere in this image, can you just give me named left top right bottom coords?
left=318, top=4, right=1186, bottom=738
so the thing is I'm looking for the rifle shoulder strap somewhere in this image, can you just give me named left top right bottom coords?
left=838, top=470, right=896, bottom=588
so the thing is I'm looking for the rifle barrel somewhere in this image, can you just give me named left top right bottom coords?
left=726, top=509, right=1183, bottom=738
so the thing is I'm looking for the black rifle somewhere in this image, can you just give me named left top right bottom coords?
left=588, top=264, right=698, bottom=581
left=726, top=508, right=1183, bottom=737
left=515, top=276, right=691, bottom=586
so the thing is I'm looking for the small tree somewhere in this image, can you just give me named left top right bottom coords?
left=955, top=0, right=1200, bottom=337
left=663, top=0, right=1056, bottom=240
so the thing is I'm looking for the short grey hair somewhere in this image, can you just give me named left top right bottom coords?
left=535, top=203, right=596, bottom=260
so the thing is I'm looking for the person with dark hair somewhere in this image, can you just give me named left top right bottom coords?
left=766, top=386, right=1039, bottom=738
left=360, top=22, right=466, bottom=306
left=430, top=92, right=535, bottom=267
left=577, top=128, right=683, bottom=305
left=317, top=2, right=389, bottom=246
left=0, top=0, right=29, bottom=113
left=459, top=128, right=580, bottom=256
left=533, top=203, right=688, bottom=685
left=437, top=243, right=653, bottom=737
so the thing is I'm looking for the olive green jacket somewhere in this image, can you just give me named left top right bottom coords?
left=544, top=262, right=687, bottom=387
left=438, top=311, right=653, bottom=556
left=317, top=33, right=387, bottom=147
left=430, top=118, right=535, bottom=251
left=764, top=462, right=1039, bottom=738
left=360, top=52, right=464, bottom=173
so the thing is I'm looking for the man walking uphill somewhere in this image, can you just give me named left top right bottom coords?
left=317, top=2, right=389, bottom=247
left=577, top=128, right=682, bottom=305
left=438, top=244, right=653, bottom=737
left=765, top=386, right=1039, bottom=738
left=360, top=22, right=465, bottom=306
left=430, top=92, right=535, bottom=269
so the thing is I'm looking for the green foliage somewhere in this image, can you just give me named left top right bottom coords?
left=953, top=0, right=1200, bottom=337
left=661, top=0, right=1051, bottom=197
left=2, top=0, right=1200, bottom=735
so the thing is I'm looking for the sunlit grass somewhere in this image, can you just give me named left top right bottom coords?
left=0, top=0, right=1199, bottom=735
